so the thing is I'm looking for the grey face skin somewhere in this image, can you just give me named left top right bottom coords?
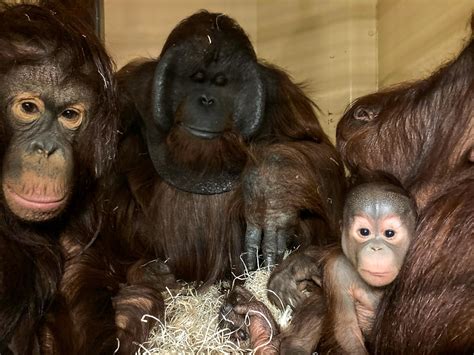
left=0, top=62, right=92, bottom=221
left=342, top=183, right=416, bottom=287
left=324, top=182, right=416, bottom=354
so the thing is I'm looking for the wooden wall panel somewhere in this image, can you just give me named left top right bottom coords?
left=104, top=0, right=257, bottom=68
left=377, top=0, right=473, bottom=87
left=256, top=0, right=377, bottom=141
left=9, top=1, right=471, bottom=141
left=104, top=0, right=377, bottom=142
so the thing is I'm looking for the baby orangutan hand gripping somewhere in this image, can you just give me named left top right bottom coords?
left=222, top=182, right=416, bottom=354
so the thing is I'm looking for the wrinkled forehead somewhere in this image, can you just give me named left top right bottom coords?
left=344, top=184, right=416, bottom=222
left=3, top=62, right=95, bottom=104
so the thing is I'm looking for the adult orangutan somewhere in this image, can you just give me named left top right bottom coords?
left=268, top=18, right=473, bottom=354
left=83, top=10, right=345, bottom=353
left=35, top=9, right=346, bottom=355
left=0, top=2, right=118, bottom=354
left=113, top=10, right=346, bottom=283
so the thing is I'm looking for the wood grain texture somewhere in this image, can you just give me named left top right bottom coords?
left=378, top=0, right=473, bottom=87
left=104, top=0, right=377, bottom=142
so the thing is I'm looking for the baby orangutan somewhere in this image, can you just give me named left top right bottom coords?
left=320, top=182, right=416, bottom=353
left=221, top=182, right=416, bottom=354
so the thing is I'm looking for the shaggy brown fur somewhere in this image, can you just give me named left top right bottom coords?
left=337, top=29, right=473, bottom=210
left=267, top=18, right=473, bottom=354
left=0, top=1, right=118, bottom=354
left=84, top=10, right=346, bottom=353
left=337, top=24, right=473, bottom=354
left=44, top=11, right=346, bottom=354
left=372, top=176, right=473, bottom=353
left=112, top=12, right=346, bottom=281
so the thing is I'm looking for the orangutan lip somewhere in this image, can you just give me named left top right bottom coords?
left=361, top=269, right=390, bottom=277
left=181, top=123, right=222, bottom=139
left=5, top=185, right=65, bottom=210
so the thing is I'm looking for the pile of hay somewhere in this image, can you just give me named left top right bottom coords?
left=136, top=266, right=293, bottom=354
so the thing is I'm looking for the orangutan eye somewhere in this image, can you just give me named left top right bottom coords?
left=21, top=101, right=39, bottom=114
left=12, top=94, right=44, bottom=123
left=214, top=74, right=227, bottom=86
left=61, top=109, right=79, bottom=120
left=58, top=104, right=85, bottom=130
left=191, top=71, right=205, bottom=82
left=384, top=229, right=396, bottom=238
left=359, top=228, right=370, bottom=237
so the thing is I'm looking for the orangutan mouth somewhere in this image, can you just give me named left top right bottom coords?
left=4, top=184, right=66, bottom=211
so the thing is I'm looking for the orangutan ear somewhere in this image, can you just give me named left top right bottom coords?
left=352, top=105, right=380, bottom=122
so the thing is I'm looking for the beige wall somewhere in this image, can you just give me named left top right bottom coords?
left=256, top=0, right=377, bottom=141
left=6, top=1, right=473, bottom=140
left=377, top=0, right=473, bottom=87
left=104, top=0, right=472, bottom=140
left=104, top=0, right=258, bottom=68
left=104, top=0, right=378, bottom=142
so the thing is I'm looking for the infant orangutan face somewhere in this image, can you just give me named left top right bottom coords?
left=341, top=183, right=416, bottom=287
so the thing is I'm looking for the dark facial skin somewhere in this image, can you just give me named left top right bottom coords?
left=154, top=17, right=263, bottom=143
left=1, top=62, right=93, bottom=222
left=174, top=54, right=239, bottom=139
left=143, top=16, right=265, bottom=195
